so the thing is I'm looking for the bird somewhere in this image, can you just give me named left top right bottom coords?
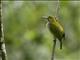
left=43, top=16, right=65, bottom=49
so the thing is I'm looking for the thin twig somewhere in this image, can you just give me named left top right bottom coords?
left=55, top=0, right=60, bottom=18
left=51, top=39, right=56, bottom=60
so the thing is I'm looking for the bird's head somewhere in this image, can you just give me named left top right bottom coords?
left=42, top=16, right=57, bottom=23
left=48, top=16, right=56, bottom=23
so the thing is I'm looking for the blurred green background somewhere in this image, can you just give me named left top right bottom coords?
left=2, top=1, right=80, bottom=60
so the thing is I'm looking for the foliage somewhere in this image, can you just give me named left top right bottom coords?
left=2, top=1, right=80, bottom=60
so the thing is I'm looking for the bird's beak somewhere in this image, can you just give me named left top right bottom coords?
left=42, top=16, right=48, bottom=20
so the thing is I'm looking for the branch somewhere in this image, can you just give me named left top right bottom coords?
left=0, top=2, right=7, bottom=60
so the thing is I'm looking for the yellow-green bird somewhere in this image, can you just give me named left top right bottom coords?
left=43, top=16, right=65, bottom=49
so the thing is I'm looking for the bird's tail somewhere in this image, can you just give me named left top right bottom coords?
left=60, top=40, right=62, bottom=49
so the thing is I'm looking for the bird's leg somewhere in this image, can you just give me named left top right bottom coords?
left=63, top=33, right=65, bottom=40
left=60, top=40, right=62, bottom=49
left=51, top=39, right=56, bottom=60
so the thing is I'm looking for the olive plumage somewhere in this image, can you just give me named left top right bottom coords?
left=47, top=16, right=65, bottom=49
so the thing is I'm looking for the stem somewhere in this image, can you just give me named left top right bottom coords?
left=51, top=39, right=56, bottom=60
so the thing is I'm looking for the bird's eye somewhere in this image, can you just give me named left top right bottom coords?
left=48, top=16, right=52, bottom=20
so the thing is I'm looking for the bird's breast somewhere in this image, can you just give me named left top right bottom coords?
left=48, top=23, right=64, bottom=40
